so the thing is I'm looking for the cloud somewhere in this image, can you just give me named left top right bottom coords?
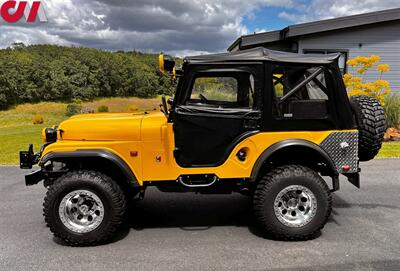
left=0, top=26, right=72, bottom=46
left=279, top=0, right=400, bottom=23
left=0, top=0, right=294, bottom=55
left=1, top=0, right=398, bottom=55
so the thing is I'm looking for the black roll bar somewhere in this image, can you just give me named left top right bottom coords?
left=279, top=67, right=324, bottom=104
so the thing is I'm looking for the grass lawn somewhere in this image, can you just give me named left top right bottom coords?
left=0, top=97, right=160, bottom=165
left=0, top=98, right=399, bottom=165
left=377, top=141, right=400, bottom=158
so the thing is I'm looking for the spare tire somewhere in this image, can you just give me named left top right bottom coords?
left=350, top=95, right=386, bottom=161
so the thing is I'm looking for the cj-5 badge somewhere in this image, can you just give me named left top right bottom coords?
left=0, top=1, right=47, bottom=23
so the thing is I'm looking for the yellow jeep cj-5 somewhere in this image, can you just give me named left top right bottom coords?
left=20, top=48, right=385, bottom=245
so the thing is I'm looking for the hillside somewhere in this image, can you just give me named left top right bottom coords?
left=0, top=44, right=176, bottom=110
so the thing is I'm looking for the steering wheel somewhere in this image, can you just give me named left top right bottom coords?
left=161, top=95, right=169, bottom=117
left=199, top=94, right=208, bottom=103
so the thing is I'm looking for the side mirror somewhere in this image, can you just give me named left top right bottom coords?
left=159, top=53, right=175, bottom=73
left=167, top=98, right=174, bottom=106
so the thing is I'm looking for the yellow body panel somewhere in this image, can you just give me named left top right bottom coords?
left=60, top=113, right=145, bottom=141
left=41, top=111, right=357, bottom=186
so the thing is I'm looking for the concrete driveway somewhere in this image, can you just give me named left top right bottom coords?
left=0, top=159, right=399, bottom=271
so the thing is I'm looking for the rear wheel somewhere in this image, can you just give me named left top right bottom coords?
left=253, top=165, right=332, bottom=240
left=43, top=170, right=126, bottom=246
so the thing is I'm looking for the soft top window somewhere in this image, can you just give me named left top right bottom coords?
left=272, top=65, right=333, bottom=120
left=187, top=71, right=254, bottom=109
left=191, top=77, right=238, bottom=102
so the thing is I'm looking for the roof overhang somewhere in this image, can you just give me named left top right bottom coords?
left=228, top=8, right=400, bottom=51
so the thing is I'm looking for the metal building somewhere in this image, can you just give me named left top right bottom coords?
left=228, top=8, right=400, bottom=91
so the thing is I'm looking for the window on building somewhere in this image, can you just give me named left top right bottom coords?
left=303, top=49, right=348, bottom=74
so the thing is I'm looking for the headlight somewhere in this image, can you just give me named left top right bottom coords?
left=42, top=127, right=57, bottom=143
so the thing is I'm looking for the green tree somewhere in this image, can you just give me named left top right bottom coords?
left=0, top=44, right=180, bottom=109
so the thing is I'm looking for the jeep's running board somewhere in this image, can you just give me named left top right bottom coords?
left=178, top=175, right=218, bottom=188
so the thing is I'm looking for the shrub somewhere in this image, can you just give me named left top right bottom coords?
left=65, top=103, right=83, bottom=117
left=32, top=114, right=44, bottom=125
left=344, top=55, right=391, bottom=105
left=97, top=105, right=109, bottom=113
left=71, top=98, right=83, bottom=104
left=384, top=94, right=400, bottom=128
left=127, top=104, right=139, bottom=112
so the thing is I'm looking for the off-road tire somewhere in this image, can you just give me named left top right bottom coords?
left=253, top=165, right=332, bottom=241
left=43, top=170, right=126, bottom=246
left=350, top=95, right=386, bottom=161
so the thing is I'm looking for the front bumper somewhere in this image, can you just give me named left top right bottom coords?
left=25, top=169, right=44, bottom=186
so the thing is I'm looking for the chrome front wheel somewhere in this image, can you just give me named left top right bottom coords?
left=44, top=171, right=126, bottom=246
left=59, top=190, right=105, bottom=233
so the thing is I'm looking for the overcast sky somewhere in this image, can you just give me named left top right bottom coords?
left=1, top=0, right=400, bottom=56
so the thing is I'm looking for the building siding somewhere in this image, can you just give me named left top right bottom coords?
left=297, top=21, right=400, bottom=93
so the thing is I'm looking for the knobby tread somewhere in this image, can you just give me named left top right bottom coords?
left=253, top=165, right=332, bottom=241
left=350, top=95, right=386, bottom=161
left=43, top=170, right=126, bottom=246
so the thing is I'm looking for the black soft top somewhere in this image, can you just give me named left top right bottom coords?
left=185, top=47, right=340, bottom=65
